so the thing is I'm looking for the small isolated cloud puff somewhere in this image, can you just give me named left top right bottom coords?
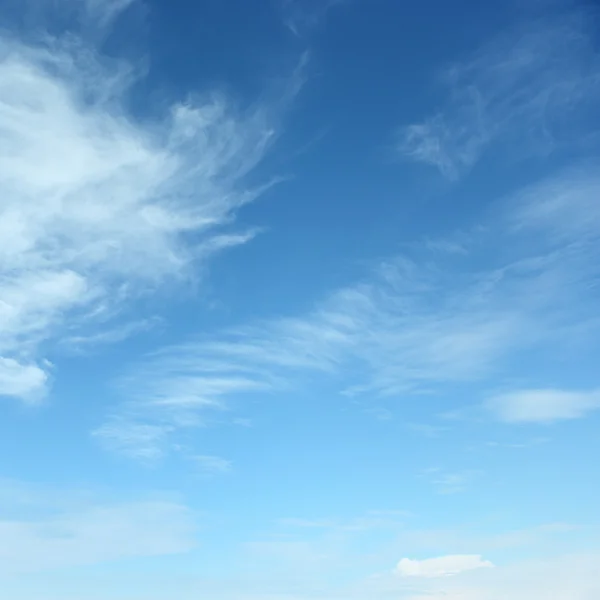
left=396, top=554, right=494, bottom=578
left=486, top=388, right=600, bottom=423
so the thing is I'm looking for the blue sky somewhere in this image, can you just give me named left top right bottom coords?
left=1, top=0, right=599, bottom=598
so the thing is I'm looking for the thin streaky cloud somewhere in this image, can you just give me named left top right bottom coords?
left=92, top=420, right=174, bottom=462
left=98, top=165, right=600, bottom=458
left=1, top=0, right=598, bottom=597
left=280, top=0, right=346, bottom=38
left=84, top=0, right=135, bottom=24
left=0, top=7, right=301, bottom=403
left=397, top=11, right=600, bottom=178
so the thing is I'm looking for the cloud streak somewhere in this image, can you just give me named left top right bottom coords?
left=0, top=2, right=292, bottom=402
left=97, top=162, right=600, bottom=458
left=397, top=10, right=600, bottom=178
left=280, top=0, right=345, bottom=37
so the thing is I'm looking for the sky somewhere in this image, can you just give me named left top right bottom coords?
left=0, top=0, right=600, bottom=598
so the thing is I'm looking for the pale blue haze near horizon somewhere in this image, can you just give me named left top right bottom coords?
left=0, top=0, right=599, bottom=598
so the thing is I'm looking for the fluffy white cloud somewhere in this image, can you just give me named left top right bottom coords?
left=396, top=554, right=494, bottom=578
left=487, top=388, right=600, bottom=423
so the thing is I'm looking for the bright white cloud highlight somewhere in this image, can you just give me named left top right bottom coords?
left=0, top=8, right=286, bottom=403
left=487, top=389, right=600, bottom=423
left=0, top=358, right=48, bottom=403
left=396, top=554, right=494, bottom=578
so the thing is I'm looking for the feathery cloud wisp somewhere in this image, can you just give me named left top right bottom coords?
left=97, top=163, right=600, bottom=458
left=398, top=11, right=600, bottom=178
left=0, top=3, right=290, bottom=403
left=280, top=0, right=345, bottom=37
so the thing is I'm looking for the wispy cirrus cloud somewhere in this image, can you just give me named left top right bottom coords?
left=279, top=0, right=346, bottom=38
left=397, top=9, right=600, bottom=178
left=0, top=0, right=296, bottom=403
left=97, top=163, right=600, bottom=459
left=84, top=0, right=136, bottom=27
left=94, top=343, right=278, bottom=459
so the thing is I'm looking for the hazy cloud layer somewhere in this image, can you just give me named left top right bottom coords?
left=0, top=480, right=195, bottom=574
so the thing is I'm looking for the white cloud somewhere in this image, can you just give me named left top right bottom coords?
left=94, top=346, right=275, bottom=459
left=0, top=5, right=292, bottom=403
left=398, top=554, right=600, bottom=600
left=0, top=480, right=196, bottom=574
left=93, top=420, right=173, bottom=461
left=60, top=316, right=160, bottom=351
left=510, top=166, right=600, bottom=240
left=398, top=10, right=600, bottom=178
left=98, top=164, right=600, bottom=456
left=0, top=357, right=48, bottom=402
left=487, top=388, right=600, bottom=423
left=84, top=0, right=135, bottom=27
left=396, top=554, right=494, bottom=578
left=5, top=553, right=598, bottom=600
left=0, top=501, right=592, bottom=599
